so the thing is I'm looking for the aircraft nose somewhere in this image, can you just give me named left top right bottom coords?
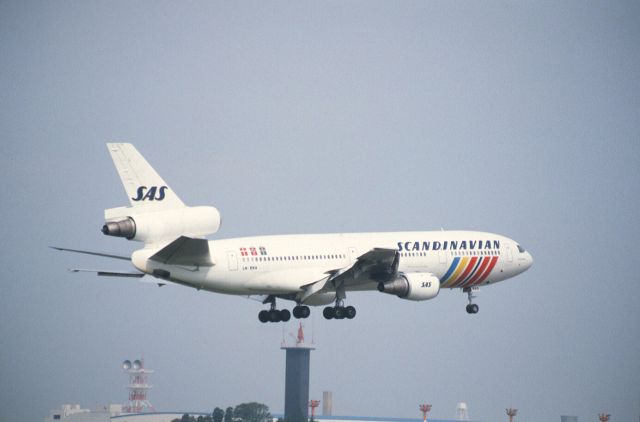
left=525, top=251, right=533, bottom=269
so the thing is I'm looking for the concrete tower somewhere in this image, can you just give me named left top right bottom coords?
left=281, top=323, right=315, bottom=422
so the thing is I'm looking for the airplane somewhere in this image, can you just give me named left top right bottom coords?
left=53, top=143, right=533, bottom=323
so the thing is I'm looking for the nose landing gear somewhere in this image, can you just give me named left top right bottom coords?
left=463, top=286, right=479, bottom=314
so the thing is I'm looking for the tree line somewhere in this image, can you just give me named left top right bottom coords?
left=172, top=402, right=272, bottom=422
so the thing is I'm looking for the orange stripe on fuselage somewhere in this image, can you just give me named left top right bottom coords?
left=446, top=256, right=469, bottom=287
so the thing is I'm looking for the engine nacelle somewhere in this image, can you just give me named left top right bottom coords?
left=378, top=273, right=440, bottom=301
left=102, top=206, right=221, bottom=243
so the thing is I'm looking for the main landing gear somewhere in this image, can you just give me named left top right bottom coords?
left=464, top=286, right=479, bottom=314
left=292, top=305, right=311, bottom=319
left=322, top=299, right=356, bottom=320
left=258, top=297, right=311, bottom=323
left=258, top=308, right=290, bottom=323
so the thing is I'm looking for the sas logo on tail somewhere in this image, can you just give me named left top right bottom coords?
left=132, top=186, right=168, bottom=201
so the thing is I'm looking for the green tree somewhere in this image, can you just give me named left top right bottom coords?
left=234, top=402, right=271, bottom=422
left=224, top=406, right=234, bottom=422
left=213, top=407, right=225, bottom=422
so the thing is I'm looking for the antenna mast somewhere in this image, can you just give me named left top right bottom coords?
left=122, top=358, right=155, bottom=413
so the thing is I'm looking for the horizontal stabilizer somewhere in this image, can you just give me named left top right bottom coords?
left=68, top=268, right=145, bottom=278
left=50, top=246, right=130, bottom=261
left=149, top=236, right=214, bottom=267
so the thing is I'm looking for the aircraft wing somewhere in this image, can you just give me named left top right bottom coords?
left=332, top=247, right=399, bottom=287
left=300, top=248, right=399, bottom=302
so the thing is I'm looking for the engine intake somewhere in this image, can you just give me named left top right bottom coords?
left=378, top=273, right=440, bottom=301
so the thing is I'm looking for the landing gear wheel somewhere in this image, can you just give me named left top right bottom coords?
left=293, top=305, right=311, bottom=319
left=268, top=309, right=281, bottom=322
left=465, top=304, right=479, bottom=314
left=280, top=309, right=291, bottom=322
left=300, top=306, right=310, bottom=318
left=323, top=306, right=335, bottom=320
left=334, top=306, right=345, bottom=319
left=345, top=306, right=356, bottom=319
left=258, top=310, right=269, bottom=323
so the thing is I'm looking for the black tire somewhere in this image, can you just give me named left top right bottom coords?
left=280, top=309, right=291, bottom=322
left=259, top=310, right=270, bottom=323
left=292, top=306, right=301, bottom=319
left=301, top=306, right=311, bottom=318
left=334, top=306, right=345, bottom=319
left=465, top=305, right=473, bottom=314
left=323, top=306, right=334, bottom=319
left=269, top=309, right=281, bottom=322
left=471, top=304, right=479, bottom=314
left=345, top=306, right=356, bottom=319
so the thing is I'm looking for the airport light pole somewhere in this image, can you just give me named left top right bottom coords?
left=506, top=408, right=517, bottom=422
left=598, top=414, right=610, bottom=422
left=309, top=400, right=320, bottom=421
left=419, top=404, right=432, bottom=422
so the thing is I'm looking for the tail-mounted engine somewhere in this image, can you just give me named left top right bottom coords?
left=378, top=273, right=440, bottom=301
left=102, top=206, right=221, bottom=243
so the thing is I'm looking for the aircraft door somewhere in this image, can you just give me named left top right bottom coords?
left=227, top=251, right=238, bottom=271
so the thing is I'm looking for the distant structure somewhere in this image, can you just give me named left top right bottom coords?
left=561, top=416, right=578, bottom=422
left=598, top=414, right=610, bottom=422
left=281, top=323, right=315, bottom=422
left=455, top=402, right=469, bottom=421
left=506, top=408, right=517, bottom=422
left=419, top=404, right=432, bottom=422
left=322, top=391, right=333, bottom=416
left=309, top=400, right=320, bottom=420
left=122, top=358, right=155, bottom=413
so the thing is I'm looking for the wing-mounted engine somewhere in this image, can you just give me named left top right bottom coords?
left=378, top=273, right=440, bottom=301
left=102, top=206, right=221, bottom=243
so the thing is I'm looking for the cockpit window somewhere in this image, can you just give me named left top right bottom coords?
left=517, top=245, right=526, bottom=253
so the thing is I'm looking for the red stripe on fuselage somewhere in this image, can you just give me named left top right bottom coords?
left=465, top=256, right=491, bottom=286
left=451, top=256, right=478, bottom=288
left=472, top=255, right=499, bottom=286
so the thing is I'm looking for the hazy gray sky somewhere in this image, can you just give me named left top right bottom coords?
left=1, top=2, right=639, bottom=422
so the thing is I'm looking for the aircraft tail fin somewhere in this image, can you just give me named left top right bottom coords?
left=106, top=143, right=185, bottom=211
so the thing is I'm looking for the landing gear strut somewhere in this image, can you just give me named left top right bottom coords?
left=323, top=299, right=356, bottom=320
left=464, top=286, right=479, bottom=314
left=258, top=297, right=291, bottom=323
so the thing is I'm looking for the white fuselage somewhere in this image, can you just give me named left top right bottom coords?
left=133, top=230, right=533, bottom=302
